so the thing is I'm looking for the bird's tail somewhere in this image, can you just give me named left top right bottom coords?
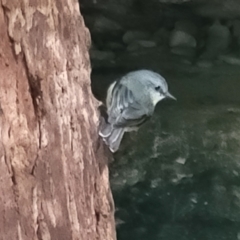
left=99, top=118, right=124, bottom=153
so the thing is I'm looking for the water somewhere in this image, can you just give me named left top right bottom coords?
left=92, top=63, right=240, bottom=239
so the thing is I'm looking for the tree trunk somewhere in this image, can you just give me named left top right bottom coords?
left=0, top=0, right=116, bottom=239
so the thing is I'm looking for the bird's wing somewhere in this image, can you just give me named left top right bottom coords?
left=115, top=108, right=150, bottom=128
left=108, top=83, right=150, bottom=128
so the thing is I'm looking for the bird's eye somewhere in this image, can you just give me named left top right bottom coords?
left=155, top=86, right=160, bottom=91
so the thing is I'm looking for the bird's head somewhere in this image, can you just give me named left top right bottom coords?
left=142, top=70, right=176, bottom=105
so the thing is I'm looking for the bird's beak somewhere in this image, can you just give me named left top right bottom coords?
left=165, top=92, right=177, bottom=100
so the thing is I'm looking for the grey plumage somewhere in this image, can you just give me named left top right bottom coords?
left=99, top=69, right=176, bottom=153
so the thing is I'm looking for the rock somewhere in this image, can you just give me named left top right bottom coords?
left=169, top=30, right=197, bottom=48
left=199, top=20, right=231, bottom=61
left=175, top=20, right=198, bottom=36
left=92, top=15, right=122, bottom=33
left=205, top=20, right=231, bottom=54
left=218, top=55, right=240, bottom=66
left=122, top=31, right=151, bottom=44
left=90, top=49, right=115, bottom=61
left=126, top=40, right=157, bottom=52
left=168, top=18, right=198, bottom=51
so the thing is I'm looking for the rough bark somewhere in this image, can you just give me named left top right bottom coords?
left=0, top=0, right=116, bottom=239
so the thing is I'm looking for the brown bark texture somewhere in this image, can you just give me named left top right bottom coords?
left=0, top=0, right=116, bottom=239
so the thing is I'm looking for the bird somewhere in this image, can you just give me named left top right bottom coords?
left=98, top=69, right=176, bottom=153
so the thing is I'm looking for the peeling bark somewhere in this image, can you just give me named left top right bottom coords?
left=0, top=0, right=116, bottom=239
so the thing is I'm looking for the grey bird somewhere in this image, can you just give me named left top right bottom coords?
left=99, top=69, right=176, bottom=153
